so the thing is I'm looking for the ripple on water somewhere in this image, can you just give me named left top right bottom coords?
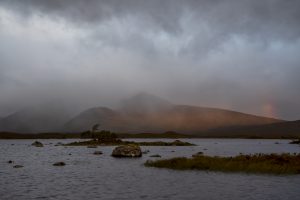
left=0, top=139, right=300, bottom=200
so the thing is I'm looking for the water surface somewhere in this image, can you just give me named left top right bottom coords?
left=1, top=139, right=299, bottom=200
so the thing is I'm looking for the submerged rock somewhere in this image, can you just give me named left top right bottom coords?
left=192, top=152, right=204, bottom=157
left=93, top=151, right=103, bottom=155
left=55, top=142, right=63, bottom=146
left=142, top=150, right=150, bottom=154
left=87, top=145, right=98, bottom=148
left=112, top=145, right=142, bottom=158
left=13, top=165, right=23, bottom=168
left=150, top=154, right=161, bottom=158
left=53, top=162, right=66, bottom=166
left=31, top=141, right=43, bottom=147
left=290, top=139, right=300, bottom=144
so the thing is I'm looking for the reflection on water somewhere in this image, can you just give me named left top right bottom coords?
left=1, top=139, right=300, bottom=200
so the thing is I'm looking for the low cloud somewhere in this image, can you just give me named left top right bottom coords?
left=0, top=0, right=300, bottom=120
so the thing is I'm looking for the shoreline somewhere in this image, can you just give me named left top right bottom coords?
left=0, top=132, right=299, bottom=140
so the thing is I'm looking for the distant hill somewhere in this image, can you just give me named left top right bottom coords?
left=62, top=93, right=282, bottom=134
left=205, top=120, right=300, bottom=138
left=0, top=93, right=290, bottom=136
left=63, top=107, right=127, bottom=132
left=0, top=106, right=71, bottom=133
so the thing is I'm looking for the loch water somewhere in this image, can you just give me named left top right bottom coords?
left=1, top=139, right=300, bottom=200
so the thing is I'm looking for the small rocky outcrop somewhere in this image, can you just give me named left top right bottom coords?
left=111, top=145, right=142, bottom=158
left=53, top=162, right=66, bottom=166
left=13, top=165, right=23, bottom=168
left=31, top=141, right=43, bottom=147
left=93, top=151, right=103, bottom=155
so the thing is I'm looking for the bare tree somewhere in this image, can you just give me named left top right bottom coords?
left=92, top=124, right=100, bottom=132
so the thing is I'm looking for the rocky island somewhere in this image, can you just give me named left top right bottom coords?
left=64, top=130, right=195, bottom=146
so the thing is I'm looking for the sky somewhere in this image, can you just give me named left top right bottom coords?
left=0, top=0, right=300, bottom=120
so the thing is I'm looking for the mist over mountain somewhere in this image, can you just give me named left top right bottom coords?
left=0, top=105, right=72, bottom=133
left=1, top=92, right=299, bottom=138
left=1, top=1, right=300, bottom=134
left=0, top=1, right=300, bottom=120
left=120, top=93, right=173, bottom=115
left=62, top=93, right=281, bottom=134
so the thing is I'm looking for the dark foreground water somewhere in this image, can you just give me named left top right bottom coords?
left=1, top=139, right=300, bottom=200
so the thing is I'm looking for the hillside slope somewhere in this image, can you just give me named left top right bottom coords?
left=205, top=120, right=300, bottom=138
left=63, top=94, right=282, bottom=134
left=0, top=106, right=71, bottom=133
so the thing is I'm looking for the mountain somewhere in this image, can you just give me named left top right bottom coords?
left=0, top=106, right=71, bottom=133
left=205, top=120, right=300, bottom=138
left=63, top=93, right=282, bottom=134
left=120, top=92, right=173, bottom=115
left=0, top=93, right=287, bottom=135
left=63, top=107, right=126, bottom=132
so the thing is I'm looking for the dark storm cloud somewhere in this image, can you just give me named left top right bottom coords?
left=0, top=0, right=300, bottom=120
left=2, top=0, right=300, bottom=39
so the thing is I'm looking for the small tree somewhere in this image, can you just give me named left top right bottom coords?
left=92, top=124, right=100, bottom=132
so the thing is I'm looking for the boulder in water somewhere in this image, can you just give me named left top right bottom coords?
left=53, top=162, right=66, bottom=166
left=55, top=142, right=63, bottom=146
left=32, top=141, right=43, bottom=147
left=111, top=145, right=142, bottom=158
left=150, top=154, right=161, bottom=158
left=142, top=150, right=150, bottom=154
left=192, top=152, right=204, bottom=157
left=13, top=165, right=23, bottom=168
left=93, top=151, right=103, bottom=155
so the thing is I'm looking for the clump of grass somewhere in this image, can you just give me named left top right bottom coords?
left=144, top=153, right=300, bottom=175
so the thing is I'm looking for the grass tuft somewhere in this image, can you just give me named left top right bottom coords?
left=144, top=153, right=300, bottom=175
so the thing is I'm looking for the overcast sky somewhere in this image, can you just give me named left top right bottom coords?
left=0, top=0, right=300, bottom=120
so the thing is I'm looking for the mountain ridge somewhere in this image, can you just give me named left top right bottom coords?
left=62, top=93, right=283, bottom=134
left=0, top=93, right=288, bottom=135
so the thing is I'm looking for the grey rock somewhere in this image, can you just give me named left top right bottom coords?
left=112, top=145, right=142, bottom=158
left=55, top=142, right=63, bottom=146
left=93, top=151, right=103, bottom=155
left=13, top=165, right=24, bottom=168
left=150, top=154, right=161, bottom=158
left=31, top=141, right=43, bottom=147
left=53, top=162, right=66, bottom=166
left=142, top=150, right=150, bottom=154
left=192, top=152, right=204, bottom=157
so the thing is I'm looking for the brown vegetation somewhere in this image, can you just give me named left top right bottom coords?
left=145, top=153, right=300, bottom=175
